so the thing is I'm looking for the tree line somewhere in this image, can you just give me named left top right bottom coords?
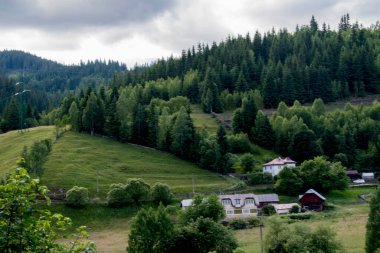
left=109, top=14, right=380, bottom=110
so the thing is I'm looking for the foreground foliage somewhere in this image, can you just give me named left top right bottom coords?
left=0, top=163, right=95, bottom=252
left=265, top=218, right=343, bottom=253
left=127, top=197, right=237, bottom=253
left=366, top=188, right=380, bottom=253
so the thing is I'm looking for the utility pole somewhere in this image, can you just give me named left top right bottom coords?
left=192, top=174, right=195, bottom=195
left=96, top=168, right=99, bottom=195
left=15, top=82, right=30, bottom=133
left=259, top=214, right=264, bottom=253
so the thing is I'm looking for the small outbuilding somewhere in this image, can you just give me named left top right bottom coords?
left=255, top=194, right=280, bottom=208
left=180, top=199, right=193, bottom=209
left=362, top=172, right=375, bottom=181
left=271, top=203, right=300, bottom=214
left=299, top=189, right=326, bottom=211
left=346, top=170, right=360, bottom=181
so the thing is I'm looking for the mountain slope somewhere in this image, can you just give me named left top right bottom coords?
left=43, top=131, right=235, bottom=197
left=0, top=126, right=56, bottom=175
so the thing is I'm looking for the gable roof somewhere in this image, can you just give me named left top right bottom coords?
left=255, top=194, right=279, bottom=203
left=263, top=157, right=296, bottom=166
left=299, top=189, right=326, bottom=201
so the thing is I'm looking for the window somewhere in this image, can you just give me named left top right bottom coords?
left=222, top=199, right=231, bottom=205
left=226, top=210, right=233, bottom=215
left=242, top=209, right=250, bottom=214
left=245, top=198, right=255, bottom=204
left=235, top=199, right=240, bottom=205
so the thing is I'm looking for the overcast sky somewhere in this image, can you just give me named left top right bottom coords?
left=0, top=0, right=378, bottom=68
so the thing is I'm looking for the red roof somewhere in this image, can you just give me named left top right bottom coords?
left=263, top=157, right=296, bottom=166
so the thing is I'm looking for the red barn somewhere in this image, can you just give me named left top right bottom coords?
left=298, top=189, right=326, bottom=211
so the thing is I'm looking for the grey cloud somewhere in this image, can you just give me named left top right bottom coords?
left=0, top=0, right=175, bottom=30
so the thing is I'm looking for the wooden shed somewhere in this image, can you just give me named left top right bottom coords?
left=298, top=189, right=326, bottom=211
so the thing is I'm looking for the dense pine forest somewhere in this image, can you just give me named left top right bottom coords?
left=0, top=50, right=126, bottom=125
left=2, top=15, right=380, bottom=173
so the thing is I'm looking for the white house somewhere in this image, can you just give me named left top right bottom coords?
left=262, top=157, right=296, bottom=177
left=219, top=194, right=258, bottom=218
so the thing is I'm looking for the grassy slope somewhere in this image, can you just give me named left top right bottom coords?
left=190, top=104, right=220, bottom=134
left=43, top=131, right=235, bottom=197
left=0, top=126, right=55, bottom=175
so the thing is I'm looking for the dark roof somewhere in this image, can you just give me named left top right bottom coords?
left=255, top=194, right=279, bottom=203
left=346, top=170, right=359, bottom=175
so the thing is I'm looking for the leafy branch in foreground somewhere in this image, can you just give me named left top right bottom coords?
left=0, top=160, right=96, bottom=252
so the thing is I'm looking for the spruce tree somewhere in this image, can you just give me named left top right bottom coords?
left=252, top=110, right=275, bottom=149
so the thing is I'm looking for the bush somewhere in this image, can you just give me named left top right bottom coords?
left=151, top=182, right=173, bottom=205
left=289, top=205, right=300, bottom=214
left=229, top=218, right=248, bottom=230
left=223, top=153, right=239, bottom=172
left=249, top=172, right=273, bottom=185
left=239, top=153, right=257, bottom=173
left=248, top=217, right=260, bottom=227
left=124, top=178, right=150, bottom=205
left=65, top=186, right=89, bottom=207
left=107, top=183, right=127, bottom=207
left=261, top=205, right=276, bottom=216
left=289, top=213, right=312, bottom=220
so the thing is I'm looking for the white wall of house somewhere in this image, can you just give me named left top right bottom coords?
left=221, top=198, right=258, bottom=218
left=263, top=163, right=296, bottom=177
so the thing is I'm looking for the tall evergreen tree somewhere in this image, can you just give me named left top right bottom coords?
left=170, top=107, right=195, bottom=160
left=252, top=110, right=275, bottom=149
left=131, top=103, right=148, bottom=145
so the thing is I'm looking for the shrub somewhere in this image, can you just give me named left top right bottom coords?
left=249, top=172, right=273, bottom=185
left=261, top=205, right=276, bottom=216
left=227, top=133, right=251, bottom=153
left=124, top=178, right=150, bottom=205
left=107, top=183, right=127, bottom=207
left=65, top=186, right=89, bottom=207
left=151, top=182, right=173, bottom=205
left=289, top=205, right=300, bottom=214
left=248, top=217, right=260, bottom=227
left=289, top=213, right=312, bottom=220
left=229, top=218, right=248, bottom=230
left=240, top=153, right=257, bottom=173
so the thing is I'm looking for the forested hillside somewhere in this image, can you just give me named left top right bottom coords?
left=2, top=14, right=380, bottom=174
left=110, top=14, right=380, bottom=110
left=0, top=50, right=126, bottom=129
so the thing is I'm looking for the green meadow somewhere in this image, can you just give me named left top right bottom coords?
left=43, top=131, right=236, bottom=197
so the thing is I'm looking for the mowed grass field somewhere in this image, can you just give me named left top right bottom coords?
left=0, top=126, right=55, bottom=175
left=43, top=131, right=235, bottom=197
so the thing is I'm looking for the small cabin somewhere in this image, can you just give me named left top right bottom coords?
left=346, top=170, right=360, bottom=181
left=299, top=189, right=326, bottom=211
